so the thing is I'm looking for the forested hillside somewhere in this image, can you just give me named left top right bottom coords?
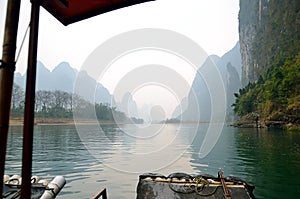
left=235, top=0, right=300, bottom=129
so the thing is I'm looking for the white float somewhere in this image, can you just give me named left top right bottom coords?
left=3, top=175, right=66, bottom=199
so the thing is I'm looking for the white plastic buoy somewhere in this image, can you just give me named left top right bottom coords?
left=38, top=179, right=49, bottom=186
left=3, top=175, right=10, bottom=183
left=9, top=174, right=21, bottom=185
left=40, top=176, right=66, bottom=199
left=31, top=175, right=40, bottom=183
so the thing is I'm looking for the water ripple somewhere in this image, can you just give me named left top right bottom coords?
left=5, top=124, right=300, bottom=198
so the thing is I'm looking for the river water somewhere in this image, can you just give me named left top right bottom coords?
left=5, top=124, right=300, bottom=199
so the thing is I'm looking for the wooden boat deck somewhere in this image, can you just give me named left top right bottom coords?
left=136, top=171, right=255, bottom=199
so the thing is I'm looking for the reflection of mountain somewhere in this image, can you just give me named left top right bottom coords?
left=174, top=42, right=242, bottom=122
left=233, top=128, right=300, bottom=198
left=188, top=125, right=237, bottom=175
left=14, top=61, right=113, bottom=104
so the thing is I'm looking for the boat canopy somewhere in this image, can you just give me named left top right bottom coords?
left=41, top=0, right=155, bottom=25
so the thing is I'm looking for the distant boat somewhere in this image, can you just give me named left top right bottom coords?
left=137, top=170, right=255, bottom=199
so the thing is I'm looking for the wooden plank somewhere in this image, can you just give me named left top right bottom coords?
left=90, top=188, right=107, bottom=199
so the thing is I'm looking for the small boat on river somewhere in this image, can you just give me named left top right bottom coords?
left=137, top=170, right=255, bottom=199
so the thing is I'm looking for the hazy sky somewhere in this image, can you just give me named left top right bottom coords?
left=0, top=0, right=239, bottom=73
left=0, top=0, right=240, bottom=118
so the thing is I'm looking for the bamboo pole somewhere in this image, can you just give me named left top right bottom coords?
left=21, top=0, right=40, bottom=198
left=0, top=0, right=21, bottom=196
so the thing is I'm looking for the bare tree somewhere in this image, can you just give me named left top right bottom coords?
left=36, top=90, right=53, bottom=112
left=12, top=83, right=24, bottom=110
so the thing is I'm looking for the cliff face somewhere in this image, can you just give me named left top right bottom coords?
left=239, top=0, right=300, bottom=86
left=173, top=43, right=242, bottom=122
left=226, top=62, right=241, bottom=120
left=239, top=0, right=268, bottom=86
left=236, top=0, right=300, bottom=129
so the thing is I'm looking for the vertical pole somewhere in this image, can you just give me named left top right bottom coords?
left=0, top=0, right=21, bottom=196
left=21, top=0, right=40, bottom=198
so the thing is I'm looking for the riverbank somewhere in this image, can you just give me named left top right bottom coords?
left=9, top=118, right=118, bottom=126
left=232, top=112, right=300, bottom=131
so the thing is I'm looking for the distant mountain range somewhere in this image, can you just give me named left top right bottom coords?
left=14, top=42, right=242, bottom=123
left=172, top=42, right=242, bottom=122
left=14, top=61, right=114, bottom=105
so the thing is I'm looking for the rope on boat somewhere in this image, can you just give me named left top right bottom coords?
left=168, top=175, right=219, bottom=196
left=15, top=23, right=30, bottom=63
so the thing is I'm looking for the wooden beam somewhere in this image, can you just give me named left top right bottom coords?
left=21, top=0, right=40, bottom=198
left=0, top=0, right=21, bottom=196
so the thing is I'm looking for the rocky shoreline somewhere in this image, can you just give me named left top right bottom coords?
left=232, top=112, right=300, bottom=131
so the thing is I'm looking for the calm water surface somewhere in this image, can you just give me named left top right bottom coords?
left=5, top=124, right=300, bottom=199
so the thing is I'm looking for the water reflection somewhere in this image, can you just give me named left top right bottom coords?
left=188, top=125, right=239, bottom=175
left=76, top=123, right=198, bottom=173
left=5, top=124, right=300, bottom=199
left=6, top=125, right=102, bottom=198
left=234, top=128, right=300, bottom=199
